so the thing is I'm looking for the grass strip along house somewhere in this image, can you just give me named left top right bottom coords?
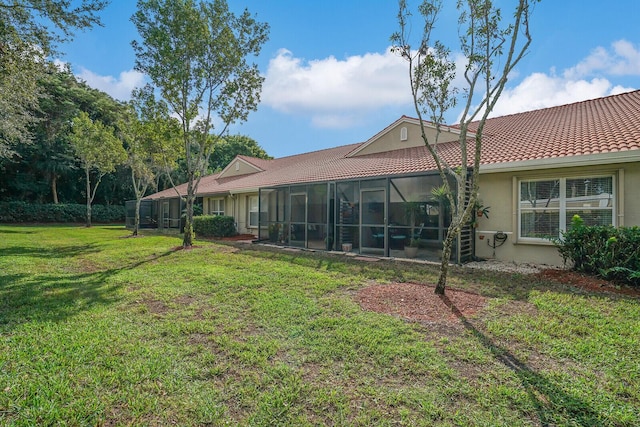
left=128, top=91, right=640, bottom=265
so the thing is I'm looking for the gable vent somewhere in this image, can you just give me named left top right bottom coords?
left=400, top=126, right=408, bottom=141
left=235, top=161, right=240, bottom=171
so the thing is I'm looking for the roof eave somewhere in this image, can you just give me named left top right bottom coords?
left=480, top=150, right=640, bottom=174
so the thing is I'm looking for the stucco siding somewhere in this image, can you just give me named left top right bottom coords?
left=623, top=163, right=640, bottom=226
left=475, top=162, right=640, bottom=266
left=234, top=193, right=258, bottom=235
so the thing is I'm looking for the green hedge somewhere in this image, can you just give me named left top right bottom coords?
left=0, top=202, right=125, bottom=223
left=555, top=215, right=640, bottom=286
left=192, top=215, right=237, bottom=238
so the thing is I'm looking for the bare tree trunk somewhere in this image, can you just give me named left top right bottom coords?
left=134, top=197, right=141, bottom=237
left=435, top=224, right=458, bottom=294
left=51, top=173, right=59, bottom=204
left=182, top=179, right=195, bottom=248
left=85, top=169, right=92, bottom=228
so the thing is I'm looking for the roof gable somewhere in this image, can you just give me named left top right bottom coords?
left=218, top=156, right=264, bottom=178
left=348, top=116, right=468, bottom=157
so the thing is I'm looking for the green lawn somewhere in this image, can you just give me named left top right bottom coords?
left=0, top=225, right=638, bottom=426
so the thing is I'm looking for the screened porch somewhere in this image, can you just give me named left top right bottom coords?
left=258, top=174, right=472, bottom=263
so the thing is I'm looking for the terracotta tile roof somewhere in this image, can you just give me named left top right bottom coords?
left=473, top=90, right=640, bottom=164
left=145, top=90, right=640, bottom=200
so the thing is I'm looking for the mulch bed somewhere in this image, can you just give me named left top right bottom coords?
left=218, top=234, right=256, bottom=241
left=356, top=283, right=486, bottom=324
left=536, top=268, right=640, bottom=297
left=357, top=269, right=640, bottom=325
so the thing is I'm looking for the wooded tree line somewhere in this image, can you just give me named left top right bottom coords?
left=0, top=66, right=271, bottom=207
left=0, top=0, right=271, bottom=228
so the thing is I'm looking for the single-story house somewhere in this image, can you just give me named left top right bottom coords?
left=128, top=90, right=640, bottom=266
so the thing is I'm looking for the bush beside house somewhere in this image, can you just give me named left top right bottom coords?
left=556, top=215, right=640, bottom=286
left=192, top=215, right=237, bottom=238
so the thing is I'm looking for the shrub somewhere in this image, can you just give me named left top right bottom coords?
left=192, top=215, right=237, bottom=238
left=555, top=215, right=640, bottom=286
left=0, top=202, right=125, bottom=223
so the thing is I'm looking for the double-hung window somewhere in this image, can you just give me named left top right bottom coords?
left=209, top=198, right=225, bottom=216
left=519, top=175, right=614, bottom=241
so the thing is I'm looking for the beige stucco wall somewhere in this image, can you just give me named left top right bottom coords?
left=622, top=163, right=640, bottom=226
left=353, top=121, right=460, bottom=156
left=236, top=193, right=258, bottom=235
left=474, top=162, right=640, bottom=266
left=219, top=160, right=260, bottom=178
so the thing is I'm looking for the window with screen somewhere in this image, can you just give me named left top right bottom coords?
left=519, top=176, right=614, bottom=241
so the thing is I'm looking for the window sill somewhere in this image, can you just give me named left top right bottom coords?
left=515, top=238, right=555, bottom=246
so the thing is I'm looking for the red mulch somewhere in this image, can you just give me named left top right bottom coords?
left=536, top=268, right=640, bottom=297
left=356, top=283, right=486, bottom=324
left=219, top=234, right=257, bottom=241
left=356, top=270, right=639, bottom=325
left=171, top=235, right=256, bottom=250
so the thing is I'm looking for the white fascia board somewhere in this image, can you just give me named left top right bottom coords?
left=479, top=151, right=640, bottom=174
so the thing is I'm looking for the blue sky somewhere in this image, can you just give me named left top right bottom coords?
left=59, top=0, right=640, bottom=158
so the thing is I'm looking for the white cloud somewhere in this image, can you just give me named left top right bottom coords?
left=481, top=39, right=639, bottom=119
left=262, top=48, right=411, bottom=128
left=488, top=74, right=625, bottom=117
left=262, top=40, right=639, bottom=130
left=76, top=67, right=146, bottom=101
left=565, top=40, right=640, bottom=79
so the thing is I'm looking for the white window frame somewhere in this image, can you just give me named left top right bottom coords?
left=208, top=198, right=225, bottom=216
left=518, top=174, right=615, bottom=243
left=248, top=195, right=259, bottom=228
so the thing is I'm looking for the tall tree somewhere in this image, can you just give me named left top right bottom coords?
left=69, top=112, right=127, bottom=227
left=124, top=85, right=181, bottom=236
left=2, top=67, right=128, bottom=205
left=0, top=0, right=108, bottom=158
left=33, top=67, right=83, bottom=204
left=209, top=134, right=271, bottom=172
left=392, top=0, right=536, bottom=294
left=132, top=0, right=269, bottom=248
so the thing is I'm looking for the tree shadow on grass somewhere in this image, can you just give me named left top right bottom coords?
left=0, top=228, right=34, bottom=234
left=439, top=294, right=603, bottom=427
left=0, top=244, right=101, bottom=260
left=0, top=249, right=175, bottom=330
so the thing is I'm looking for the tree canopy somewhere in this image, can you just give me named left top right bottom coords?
left=132, top=0, right=270, bottom=247
left=0, top=0, right=108, bottom=158
left=69, top=111, right=127, bottom=226
left=209, top=135, right=271, bottom=172
left=392, top=0, right=536, bottom=294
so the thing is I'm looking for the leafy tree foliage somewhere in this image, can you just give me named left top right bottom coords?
left=123, top=85, right=181, bottom=236
left=69, top=112, right=126, bottom=227
left=132, top=0, right=269, bottom=247
left=209, top=134, right=271, bottom=172
left=392, top=0, right=536, bottom=294
left=0, top=67, right=128, bottom=205
left=0, top=0, right=108, bottom=158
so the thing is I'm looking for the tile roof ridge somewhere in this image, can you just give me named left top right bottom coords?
left=275, top=142, right=364, bottom=160
left=481, top=89, right=640, bottom=122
